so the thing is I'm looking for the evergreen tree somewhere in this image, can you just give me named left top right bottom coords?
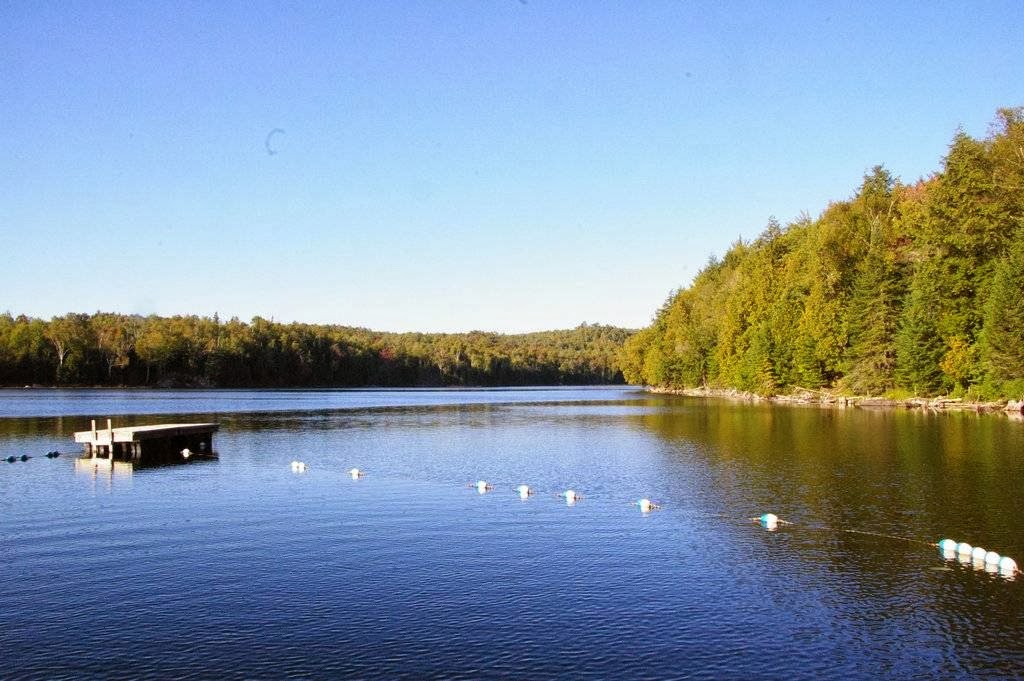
left=982, top=233, right=1024, bottom=388
left=894, top=281, right=948, bottom=395
left=844, top=249, right=901, bottom=394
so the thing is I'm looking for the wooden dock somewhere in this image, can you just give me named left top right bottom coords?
left=74, top=419, right=218, bottom=465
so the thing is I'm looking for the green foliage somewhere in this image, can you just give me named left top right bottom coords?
left=981, top=231, right=1024, bottom=388
left=892, top=282, right=948, bottom=395
left=626, top=107, right=1024, bottom=399
left=0, top=314, right=633, bottom=388
left=999, top=379, right=1024, bottom=401
left=843, top=202, right=905, bottom=395
left=939, top=336, right=978, bottom=394
left=45, top=313, right=96, bottom=384
left=882, top=387, right=916, bottom=401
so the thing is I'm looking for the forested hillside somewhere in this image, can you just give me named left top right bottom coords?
left=0, top=313, right=631, bottom=387
left=620, top=108, right=1024, bottom=400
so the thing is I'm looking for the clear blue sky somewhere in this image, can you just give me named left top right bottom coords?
left=3, top=1, right=1021, bottom=333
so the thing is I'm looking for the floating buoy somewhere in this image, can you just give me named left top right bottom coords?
left=181, top=448, right=192, bottom=460
left=515, top=484, right=532, bottom=500
left=290, top=460, right=307, bottom=472
left=349, top=468, right=364, bottom=480
left=20, top=454, right=30, bottom=462
left=636, top=498, right=659, bottom=513
left=560, top=489, right=579, bottom=505
left=938, top=540, right=1017, bottom=577
left=45, top=451, right=61, bottom=458
left=475, top=480, right=492, bottom=494
left=4, top=456, right=16, bottom=463
left=760, top=513, right=779, bottom=530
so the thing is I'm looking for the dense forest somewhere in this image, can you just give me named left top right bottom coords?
left=620, top=107, right=1024, bottom=400
left=0, top=313, right=631, bottom=387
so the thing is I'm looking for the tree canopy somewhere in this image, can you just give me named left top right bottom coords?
left=0, top=313, right=633, bottom=388
left=621, top=107, right=1024, bottom=400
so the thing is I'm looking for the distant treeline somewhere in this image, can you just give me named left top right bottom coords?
left=0, top=313, right=632, bottom=387
left=620, top=107, right=1024, bottom=400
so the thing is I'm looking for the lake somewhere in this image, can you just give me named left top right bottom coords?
left=2, top=387, right=1023, bottom=679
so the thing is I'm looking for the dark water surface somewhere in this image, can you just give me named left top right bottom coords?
left=2, top=388, right=1023, bottom=679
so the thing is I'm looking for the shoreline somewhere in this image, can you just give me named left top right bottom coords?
left=647, top=386, right=1024, bottom=416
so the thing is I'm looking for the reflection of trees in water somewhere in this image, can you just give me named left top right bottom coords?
left=633, top=400, right=1024, bottom=558
left=0, top=415, right=83, bottom=440
left=633, top=399, right=1024, bottom=651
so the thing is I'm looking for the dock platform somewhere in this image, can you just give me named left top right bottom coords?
left=74, top=420, right=218, bottom=464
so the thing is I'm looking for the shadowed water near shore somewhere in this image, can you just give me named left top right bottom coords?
left=2, top=388, right=1022, bottom=679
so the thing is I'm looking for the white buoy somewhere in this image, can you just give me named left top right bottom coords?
left=972, top=546, right=988, bottom=562
left=290, top=460, right=307, bottom=472
left=957, top=542, right=973, bottom=556
left=349, top=468, right=364, bottom=480
left=985, top=551, right=1001, bottom=565
left=938, top=538, right=957, bottom=552
left=516, top=484, right=532, bottom=500
left=181, top=448, right=191, bottom=459
left=562, top=489, right=578, bottom=505
left=999, top=556, right=1018, bottom=574
left=760, top=513, right=779, bottom=530
left=476, top=480, right=491, bottom=494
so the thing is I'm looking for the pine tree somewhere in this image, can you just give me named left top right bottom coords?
left=844, top=245, right=903, bottom=394
left=894, top=282, right=947, bottom=395
left=982, top=234, right=1024, bottom=387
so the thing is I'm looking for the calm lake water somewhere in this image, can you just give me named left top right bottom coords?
left=2, top=387, right=1023, bottom=679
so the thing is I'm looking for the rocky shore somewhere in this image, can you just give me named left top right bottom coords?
left=648, top=386, right=1024, bottom=416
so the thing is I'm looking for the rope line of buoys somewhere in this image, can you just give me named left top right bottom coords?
left=281, top=463, right=655, bottom=513
left=273, top=463, right=1020, bottom=579
left=5, top=450, right=67, bottom=462
left=754, top=512, right=1019, bottom=580
left=938, top=538, right=1018, bottom=577
left=292, top=463, right=372, bottom=478
left=835, top=527, right=935, bottom=547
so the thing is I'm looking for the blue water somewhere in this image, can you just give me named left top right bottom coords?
left=2, top=388, right=1023, bottom=679
left=0, top=386, right=633, bottom=418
